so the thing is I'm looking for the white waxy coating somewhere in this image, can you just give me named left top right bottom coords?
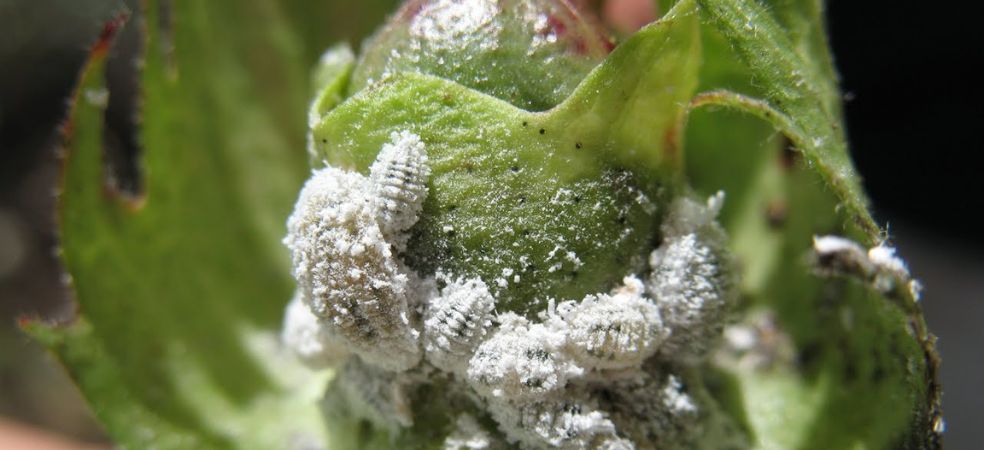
left=281, top=291, right=350, bottom=368
left=812, top=235, right=915, bottom=296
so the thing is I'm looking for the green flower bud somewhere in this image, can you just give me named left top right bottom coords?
left=283, top=1, right=741, bottom=448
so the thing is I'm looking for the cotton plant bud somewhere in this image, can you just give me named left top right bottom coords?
left=350, top=0, right=612, bottom=111
left=287, top=0, right=743, bottom=448
left=313, top=0, right=668, bottom=317
left=561, top=275, right=666, bottom=370
left=283, top=131, right=430, bottom=371
left=342, top=0, right=665, bottom=320
left=423, top=276, right=496, bottom=373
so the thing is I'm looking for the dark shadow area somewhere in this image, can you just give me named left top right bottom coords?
left=829, top=1, right=982, bottom=447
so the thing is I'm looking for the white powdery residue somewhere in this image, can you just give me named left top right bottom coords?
left=812, top=234, right=874, bottom=278
left=561, top=276, right=665, bottom=370
left=661, top=375, right=697, bottom=415
left=550, top=188, right=575, bottom=205
left=423, top=277, right=496, bottom=373
left=281, top=292, right=350, bottom=369
left=369, top=130, right=430, bottom=251
left=566, top=251, right=583, bottom=268
left=909, top=279, right=924, bottom=302
left=868, top=244, right=909, bottom=277
left=633, top=189, right=657, bottom=216
left=813, top=235, right=866, bottom=258
left=467, top=313, right=581, bottom=401
left=722, top=325, right=757, bottom=352
left=409, top=0, right=499, bottom=52
left=717, top=312, right=796, bottom=371
left=496, top=278, right=509, bottom=288
left=812, top=235, right=918, bottom=297
left=443, top=414, right=495, bottom=450
left=661, top=191, right=725, bottom=238
left=546, top=245, right=562, bottom=260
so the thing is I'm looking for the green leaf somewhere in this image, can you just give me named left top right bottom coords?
left=308, top=43, right=355, bottom=131
left=310, top=0, right=700, bottom=316
left=684, top=1, right=942, bottom=448
left=696, top=0, right=876, bottom=240
left=23, top=1, right=331, bottom=448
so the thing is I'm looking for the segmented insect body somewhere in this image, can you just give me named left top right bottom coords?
left=562, top=276, right=665, bottom=370
left=323, top=358, right=415, bottom=429
left=369, top=130, right=430, bottom=252
left=467, top=313, right=580, bottom=401
left=284, top=132, right=432, bottom=371
left=423, top=277, right=496, bottom=373
left=281, top=292, right=350, bottom=368
left=647, top=232, right=731, bottom=361
left=646, top=194, right=735, bottom=361
left=486, top=392, right=630, bottom=450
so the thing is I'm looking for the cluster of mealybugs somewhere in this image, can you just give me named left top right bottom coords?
left=283, top=131, right=736, bottom=449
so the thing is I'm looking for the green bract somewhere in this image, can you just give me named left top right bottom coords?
left=26, top=0, right=941, bottom=449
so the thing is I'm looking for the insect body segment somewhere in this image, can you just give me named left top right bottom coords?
left=646, top=194, right=734, bottom=361
left=423, top=276, right=496, bottom=373
left=370, top=130, right=431, bottom=252
left=560, top=276, right=666, bottom=370
left=467, top=313, right=581, bottom=401
left=283, top=131, right=430, bottom=371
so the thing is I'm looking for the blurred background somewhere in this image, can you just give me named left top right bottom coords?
left=1, top=0, right=980, bottom=448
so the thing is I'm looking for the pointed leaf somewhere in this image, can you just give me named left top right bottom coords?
left=24, top=1, right=331, bottom=448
